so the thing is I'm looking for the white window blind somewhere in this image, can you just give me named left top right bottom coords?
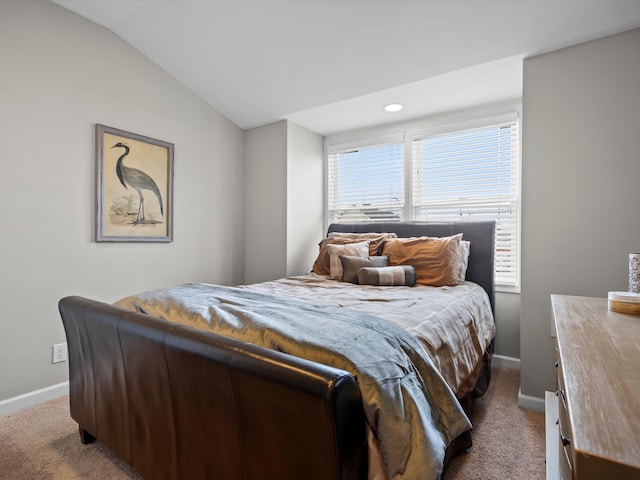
left=412, top=115, right=519, bottom=286
left=327, top=138, right=404, bottom=223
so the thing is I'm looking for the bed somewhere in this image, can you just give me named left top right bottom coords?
left=59, top=221, right=495, bottom=480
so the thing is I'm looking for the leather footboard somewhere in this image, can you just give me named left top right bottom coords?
left=59, top=296, right=367, bottom=480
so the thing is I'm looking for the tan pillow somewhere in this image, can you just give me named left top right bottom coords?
left=381, top=234, right=463, bottom=287
left=311, top=233, right=397, bottom=275
left=325, top=241, right=370, bottom=281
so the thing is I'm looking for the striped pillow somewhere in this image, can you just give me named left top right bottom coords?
left=357, top=266, right=416, bottom=287
left=340, top=255, right=389, bottom=284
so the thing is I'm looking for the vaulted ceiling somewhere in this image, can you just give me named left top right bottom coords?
left=52, top=0, right=640, bottom=135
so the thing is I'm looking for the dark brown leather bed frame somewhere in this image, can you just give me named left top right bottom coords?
left=59, top=221, right=495, bottom=480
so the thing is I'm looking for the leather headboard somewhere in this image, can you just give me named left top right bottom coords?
left=326, top=221, right=495, bottom=313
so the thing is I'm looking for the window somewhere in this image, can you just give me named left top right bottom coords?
left=327, top=135, right=404, bottom=223
left=326, top=112, right=520, bottom=288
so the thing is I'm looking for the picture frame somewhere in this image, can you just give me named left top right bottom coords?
left=96, top=124, right=174, bottom=242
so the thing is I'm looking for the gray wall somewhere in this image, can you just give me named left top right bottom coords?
left=244, top=120, right=323, bottom=284
left=245, top=121, right=288, bottom=283
left=0, top=0, right=246, bottom=401
left=521, top=27, right=640, bottom=400
left=285, top=121, right=324, bottom=276
left=494, top=291, right=520, bottom=359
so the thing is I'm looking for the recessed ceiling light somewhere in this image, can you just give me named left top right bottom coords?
left=384, top=103, right=403, bottom=112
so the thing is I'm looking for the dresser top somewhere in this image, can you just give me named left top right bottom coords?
left=551, top=294, right=640, bottom=476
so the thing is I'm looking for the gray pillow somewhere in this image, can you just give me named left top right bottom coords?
left=340, top=255, right=388, bottom=284
left=357, top=265, right=417, bottom=287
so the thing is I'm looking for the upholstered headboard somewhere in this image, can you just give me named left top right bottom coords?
left=326, top=221, right=496, bottom=313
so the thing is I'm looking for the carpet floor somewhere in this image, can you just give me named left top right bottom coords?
left=0, top=367, right=545, bottom=479
left=446, top=367, right=546, bottom=479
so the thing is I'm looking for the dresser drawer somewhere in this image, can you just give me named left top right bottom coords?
left=556, top=361, right=574, bottom=479
left=558, top=426, right=573, bottom=480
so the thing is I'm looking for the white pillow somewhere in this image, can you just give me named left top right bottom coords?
left=457, top=240, right=470, bottom=284
left=325, top=241, right=370, bottom=281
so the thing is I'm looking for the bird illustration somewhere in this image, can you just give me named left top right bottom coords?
left=111, top=142, right=163, bottom=224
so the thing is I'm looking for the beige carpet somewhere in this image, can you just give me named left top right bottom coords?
left=0, top=367, right=544, bottom=479
left=446, top=367, right=546, bottom=479
left=0, top=398, right=141, bottom=480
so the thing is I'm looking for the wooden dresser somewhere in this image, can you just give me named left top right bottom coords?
left=549, top=295, right=640, bottom=480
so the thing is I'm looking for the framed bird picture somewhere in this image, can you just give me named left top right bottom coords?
left=96, top=124, right=174, bottom=242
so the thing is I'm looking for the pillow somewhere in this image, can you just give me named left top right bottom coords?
left=328, top=232, right=398, bottom=241
left=381, top=233, right=463, bottom=287
left=340, top=255, right=389, bottom=284
left=357, top=266, right=416, bottom=287
left=457, top=240, right=470, bottom=283
left=311, top=233, right=397, bottom=275
left=325, top=241, right=370, bottom=281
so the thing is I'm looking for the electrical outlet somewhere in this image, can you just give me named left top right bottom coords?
left=52, top=343, right=67, bottom=364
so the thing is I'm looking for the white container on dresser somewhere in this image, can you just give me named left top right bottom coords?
left=548, top=295, right=640, bottom=480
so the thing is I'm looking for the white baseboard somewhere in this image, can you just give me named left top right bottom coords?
left=490, top=355, right=544, bottom=412
left=492, top=354, right=520, bottom=369
left=491, top=355, right=545, bottom=412
left=518, top=388, right=545, bottom=412
left=0, top=381, right=69, bottom=416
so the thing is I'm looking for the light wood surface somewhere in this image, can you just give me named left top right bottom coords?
left=551, top=295, right=640, bottom=480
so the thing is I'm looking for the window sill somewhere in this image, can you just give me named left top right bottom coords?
left=496, top=284, right=520, bottom=295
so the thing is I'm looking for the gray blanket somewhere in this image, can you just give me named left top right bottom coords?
left=115, top=283, right=471, bottom=480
